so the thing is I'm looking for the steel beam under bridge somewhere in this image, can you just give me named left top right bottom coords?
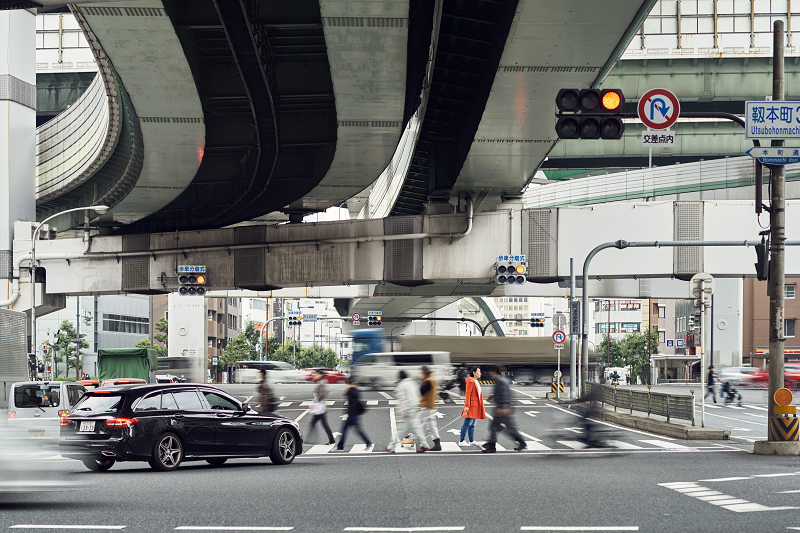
left=5, top=200, right=799, bottom=308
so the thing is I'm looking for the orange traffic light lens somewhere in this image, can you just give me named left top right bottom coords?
left=196, top=275, right=206, bottom=285
left=602, top=91, right=621, bottom=110
left=515, top=265, right=525, bottom=274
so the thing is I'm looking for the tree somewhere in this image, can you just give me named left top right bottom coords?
left=597, top=333, right=624, bottom=368
left=619, top=329, right=660, bottom=384
left=153, top=317, right=168, bottom=357
left=297, top=345, right=340, bottom=369
left=52, top=320, right=88, bottom=379
left=272, top=341, right=304, bottom=366
left=219, top=332, right=255, bottom=368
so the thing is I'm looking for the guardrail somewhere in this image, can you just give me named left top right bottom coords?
left=586, top=382, right=696, bottom=426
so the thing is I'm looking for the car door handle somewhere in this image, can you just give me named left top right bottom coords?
left=174, top=413, right=185, bottom=419
left=216, top=412, right=232, bottom=417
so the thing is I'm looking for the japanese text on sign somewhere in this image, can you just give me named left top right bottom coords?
left=641, top=131, right=675, bottom=146
left=746, top=101, right=800, bottom=139
left=497, top=255, right=526, bottom=261
left=178, top=265, right=206, bottom=273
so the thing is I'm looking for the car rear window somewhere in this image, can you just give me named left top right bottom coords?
left=72, top=393, right=124, bottom=414
left=14, top=384, right=62, bottom=408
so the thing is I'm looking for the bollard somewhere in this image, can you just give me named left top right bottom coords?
left=769, top=388, right=799, bottom=440
left=647, top=385, right=652, bottom=418
left=613, top=382, right=618, bottom=412
left=630, top=389, right=633, bottom=415
left=689, top=390, right=695, bottom=426
left=666, top=394, right=671, bottom=423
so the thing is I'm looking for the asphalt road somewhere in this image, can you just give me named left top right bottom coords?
left=1, top=383, right=798, bottom=533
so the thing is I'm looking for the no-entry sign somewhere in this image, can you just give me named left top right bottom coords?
left=638, top=88, right=680, bottom=130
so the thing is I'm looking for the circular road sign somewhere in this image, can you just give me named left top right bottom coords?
left=351, top=313, right=361, bottom=322
left=775, top=387, right=794, bottom=406
left=637, top=88, right=680, bottom=130
left=552, top=330, right=566, bottom=344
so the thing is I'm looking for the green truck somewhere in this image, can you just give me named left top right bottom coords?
left=97, top=348, right=158, bottom=383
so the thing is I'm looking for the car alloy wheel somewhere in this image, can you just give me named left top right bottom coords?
left=83, top=458, right=115, bottom=471
left=151, top=433, right=183, bottom=471
left=270, top=428, right=296, bottom=465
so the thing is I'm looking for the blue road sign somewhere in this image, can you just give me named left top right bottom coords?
left=746, top=101, right=800, bottom=139
left=666, top=339, right=674, bottom=347
left=677, top=339, right=685, bottom=348
left=746, top=146, right=800, bottom=165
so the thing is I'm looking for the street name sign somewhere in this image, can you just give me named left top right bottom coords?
left=302, top=314, right=317, bottom=322
left=570, top=301, right=580, bottom=335
left=745, top=101, right=800, bottom=139
left=745, top=146, right=800, bottom=165
left=638, top=88, right=680, bottom=130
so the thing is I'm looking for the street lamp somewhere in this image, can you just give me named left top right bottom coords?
left=390, top=325, right=404, bottom=352
left=30, top=205, right=108, bottom=371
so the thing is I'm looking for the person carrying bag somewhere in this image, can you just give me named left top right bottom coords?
left=308, top=370, right=335, bottom=445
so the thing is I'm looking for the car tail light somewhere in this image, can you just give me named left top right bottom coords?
left=58, top=410, right=69, bottom=417
left=60, top=417, right=71, bottom=427
left=8, top=410, right=15, bottom=418
left=105, top=418, right=139, bottom=428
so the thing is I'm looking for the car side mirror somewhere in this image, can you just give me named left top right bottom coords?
left=240, top=403, right=251, bottom=414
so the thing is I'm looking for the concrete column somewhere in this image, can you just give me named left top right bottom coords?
left=0, top=9, right=36, bottom=281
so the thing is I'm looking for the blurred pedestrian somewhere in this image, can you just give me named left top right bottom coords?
left=459, top=367, right=486, bottom=447
left=257, top=369, right=276, bottom=413
left=705, top=365, right=718, bottom=404
left=457, top=366, right=468, bottom=392
left=334, top=378, right=372, bottom=452
left=385, top=370, right=430, bottom=453
left=482, top=366, right=526, bottom=453
left=308, top=369, right=336, bottom=445
left=419, top=366, right=441, bottom=451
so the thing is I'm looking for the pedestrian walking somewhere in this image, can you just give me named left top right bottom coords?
left=308, top=369, right=336, bottom=445
left=385, top=370, right=430, bottom=453
left=419, top=366, right=442, bottom=451
left=482, top=366, right=526, bottom=453
left=459, top=366, right=486, bottom=447
left=257, top=369, right=276, bottom=413
left=457, top=366, right=468, bottom=392
left=334, top=378, right=373, bottom=452
left=705, top=365, right=718, bottom=404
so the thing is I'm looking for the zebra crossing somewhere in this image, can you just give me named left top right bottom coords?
left=272, top=398, right=544, bottom=408
left=303, top=437, right=693, bottom=455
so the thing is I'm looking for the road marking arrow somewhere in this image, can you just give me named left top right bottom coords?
left=340, top=414, right=349, bottom=421
left=279, top=396, right=286, bottom=400
left=332, top=432, right=342, bottom=439
left=564, top=427, right=583, bottom=433
left=524, top=411, right=540, bottom=417
left=447, top=429, right=461, bottom=436
left=434, top=411, right=445, bottom=419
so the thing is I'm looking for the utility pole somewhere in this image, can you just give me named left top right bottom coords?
left=76, top=297, right=80, bottom=380
left=768, top=19, right=786, bottom=427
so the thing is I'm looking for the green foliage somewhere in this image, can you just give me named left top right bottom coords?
left=242, top=320, right=280, bottom=360
left=598, top=329, right=660, bottom=384
left=220, top=333, right=255, bottom=368
left=271, top=341, right=303, bottom=365
left=271, top=342, right=339, bottom=369
left=152, top=317, right=168, bottom=357
left=52, top=320, right=89, bottom=379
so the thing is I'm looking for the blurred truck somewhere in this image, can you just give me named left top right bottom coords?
left=97, top=348, right=157, bottom=384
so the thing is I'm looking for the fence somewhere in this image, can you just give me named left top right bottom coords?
left=586, top=382, right=696, bottom=426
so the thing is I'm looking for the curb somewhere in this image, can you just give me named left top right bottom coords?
left=557, top=400, right=730, bottom=440
left=753, top=441, right=800, bottom=455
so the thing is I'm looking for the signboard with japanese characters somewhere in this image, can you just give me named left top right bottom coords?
left=745, top=146, right=800, bottom=165
left=642, top=130, right=675, bottom=147
left=178, top=265, right=206, bottom=273
left=746, top=101, right=800, bottom=139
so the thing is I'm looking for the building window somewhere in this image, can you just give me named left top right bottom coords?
left=524, top=297, right=528, bottom=302
left=658, top=306, right=666, bottom=318
left=652, top=303, right=658, bottom=314
left=102, top=314, right=149, bottom=334
left=658, top=331, right=666, bottom=343
left=786, top=319, right=796, bottom=338
left=786, top=284, right=796, bottom=299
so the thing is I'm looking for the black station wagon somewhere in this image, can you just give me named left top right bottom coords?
left=59, top=383, right=303, bottom=471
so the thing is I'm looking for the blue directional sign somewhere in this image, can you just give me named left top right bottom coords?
left=746, top=101, right=800, bottom=139
left=746, top=146, right=800, bottom=165
left=677, top=339, right=685, bottom=348
left=666, top=339, right=674, bottom=347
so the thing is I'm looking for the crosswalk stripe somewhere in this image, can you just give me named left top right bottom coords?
left=278, top=402, right=292, bottom=407
left=606, top=440, right=644, bottom=450
left=704, top=405, right=723, bottom=409
left=638, top=439, right=690, bottom=449
left=524, top=441, right=552, bottom=451
left=517, top=399, right=535, bottom=405
left=349, top=444, right=374, bottom=454
left=366, top=400, right=378, bottom=406
left=748, top=406, right=769, bottom=411
left=519, top=431, right=541, bottom=442
left=306, top=444, right=335, bottom=454
left=556, top=440, right=587, bottom=449
left=726, top=406, right=746, bottom=410
left=378, top=392, right=394, bottom=399
left=439, top=442, right=463, bottom=452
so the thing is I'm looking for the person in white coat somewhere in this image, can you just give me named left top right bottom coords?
left=384, top=370, right=430, bottom=453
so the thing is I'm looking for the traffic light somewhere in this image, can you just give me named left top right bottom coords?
left=368, top=315, right=382, bottom=326
left=755, top=238, right=769, bottom=281
left=495, top=260, right=526, bottom=285
left=178, top=273, right=207, bottom=296
left=555, top=88, right=625, bottom=140
left=530, top=318, right=545, bottom=328
left=288, top=315, right=303, bottom=327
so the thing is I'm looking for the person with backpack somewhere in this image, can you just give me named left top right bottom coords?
left=384, top=370, right=430, bottom=453
left=257, top=369, right=276, bottom=413
left=334, top=377, right=373, bottom=452
left=459, top=367, right=486, bottom=447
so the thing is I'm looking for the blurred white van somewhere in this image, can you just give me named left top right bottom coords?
left=351, top=352, right=453, bottom=388
left=7, top=381, right=86, bottom=440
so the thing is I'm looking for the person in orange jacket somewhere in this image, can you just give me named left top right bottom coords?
left=459, top=367, right=486, bottom=446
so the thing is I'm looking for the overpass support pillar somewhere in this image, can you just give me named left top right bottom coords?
left=0, top=10, right=36, bottom=286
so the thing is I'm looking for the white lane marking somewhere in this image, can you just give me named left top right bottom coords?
left=697, top=495, right=740, bottom=502
left=747, top=413, right=767, bottom=418
left=704, top=405, right=723, bottom=409
left=722, top=503, right=799, bottom=512
left=306, top=444, right=335, bottom=455
left=683, top=490, right=723, bottom=497
left=524, top=411, right=540, bottom=417
left=708, top=499, right=750, bottom=506
left=659, top=482, right=700, bottom=488
left=243, top=396, right=253, bottom=404
left=366, top=400, right=379, bottom=406
left=699, top=477, right=754, bottom=482
left=520, top=526, right=639, bottom=531
left=546, top=405, right=676, bottom=440
left=10, top=527, right=126, bottom=530
left=294, top=409, right=309, bottom=422
left=379, top=392, right=394, bottom=399
left=778, top=490, right=800, bottom=493
left=518, top=399, right=535, bottom=405
left=389, top=407, right=398, bottom=443
left=524, top=441, right=552, bottom=451
left=639, top=440, right=689, bottom=449
left=175, top=526, right=294, bottom=531
left=344, top=526, right=465, bottom=531
left=563, top=427, right=583, bottom=434
left=726, top=406, right=746, bottom=410
left=754, top=473, right=800, bottom=478
left=278, top=402, right=292, bottom=407
left=519, top=431, right=542, bottom=442
left=748, top=406, right=769, bottom=411
left=606, top=440, right=644, bottom=450
left=692, top=411, right=767, bottom=425
left=350, top=444, right=374, bottom=454
left=511, top=387, right=538, bottom=399
left=557, top=440, right=587, bottom=449
left=340, top=414, right=349, bottom=421
left=659, top=482, right=799, bottom=512
left=486, top=413, right=494, bottom=421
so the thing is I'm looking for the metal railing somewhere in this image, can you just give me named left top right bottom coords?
left=586, top=382, right=696, bottom=426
